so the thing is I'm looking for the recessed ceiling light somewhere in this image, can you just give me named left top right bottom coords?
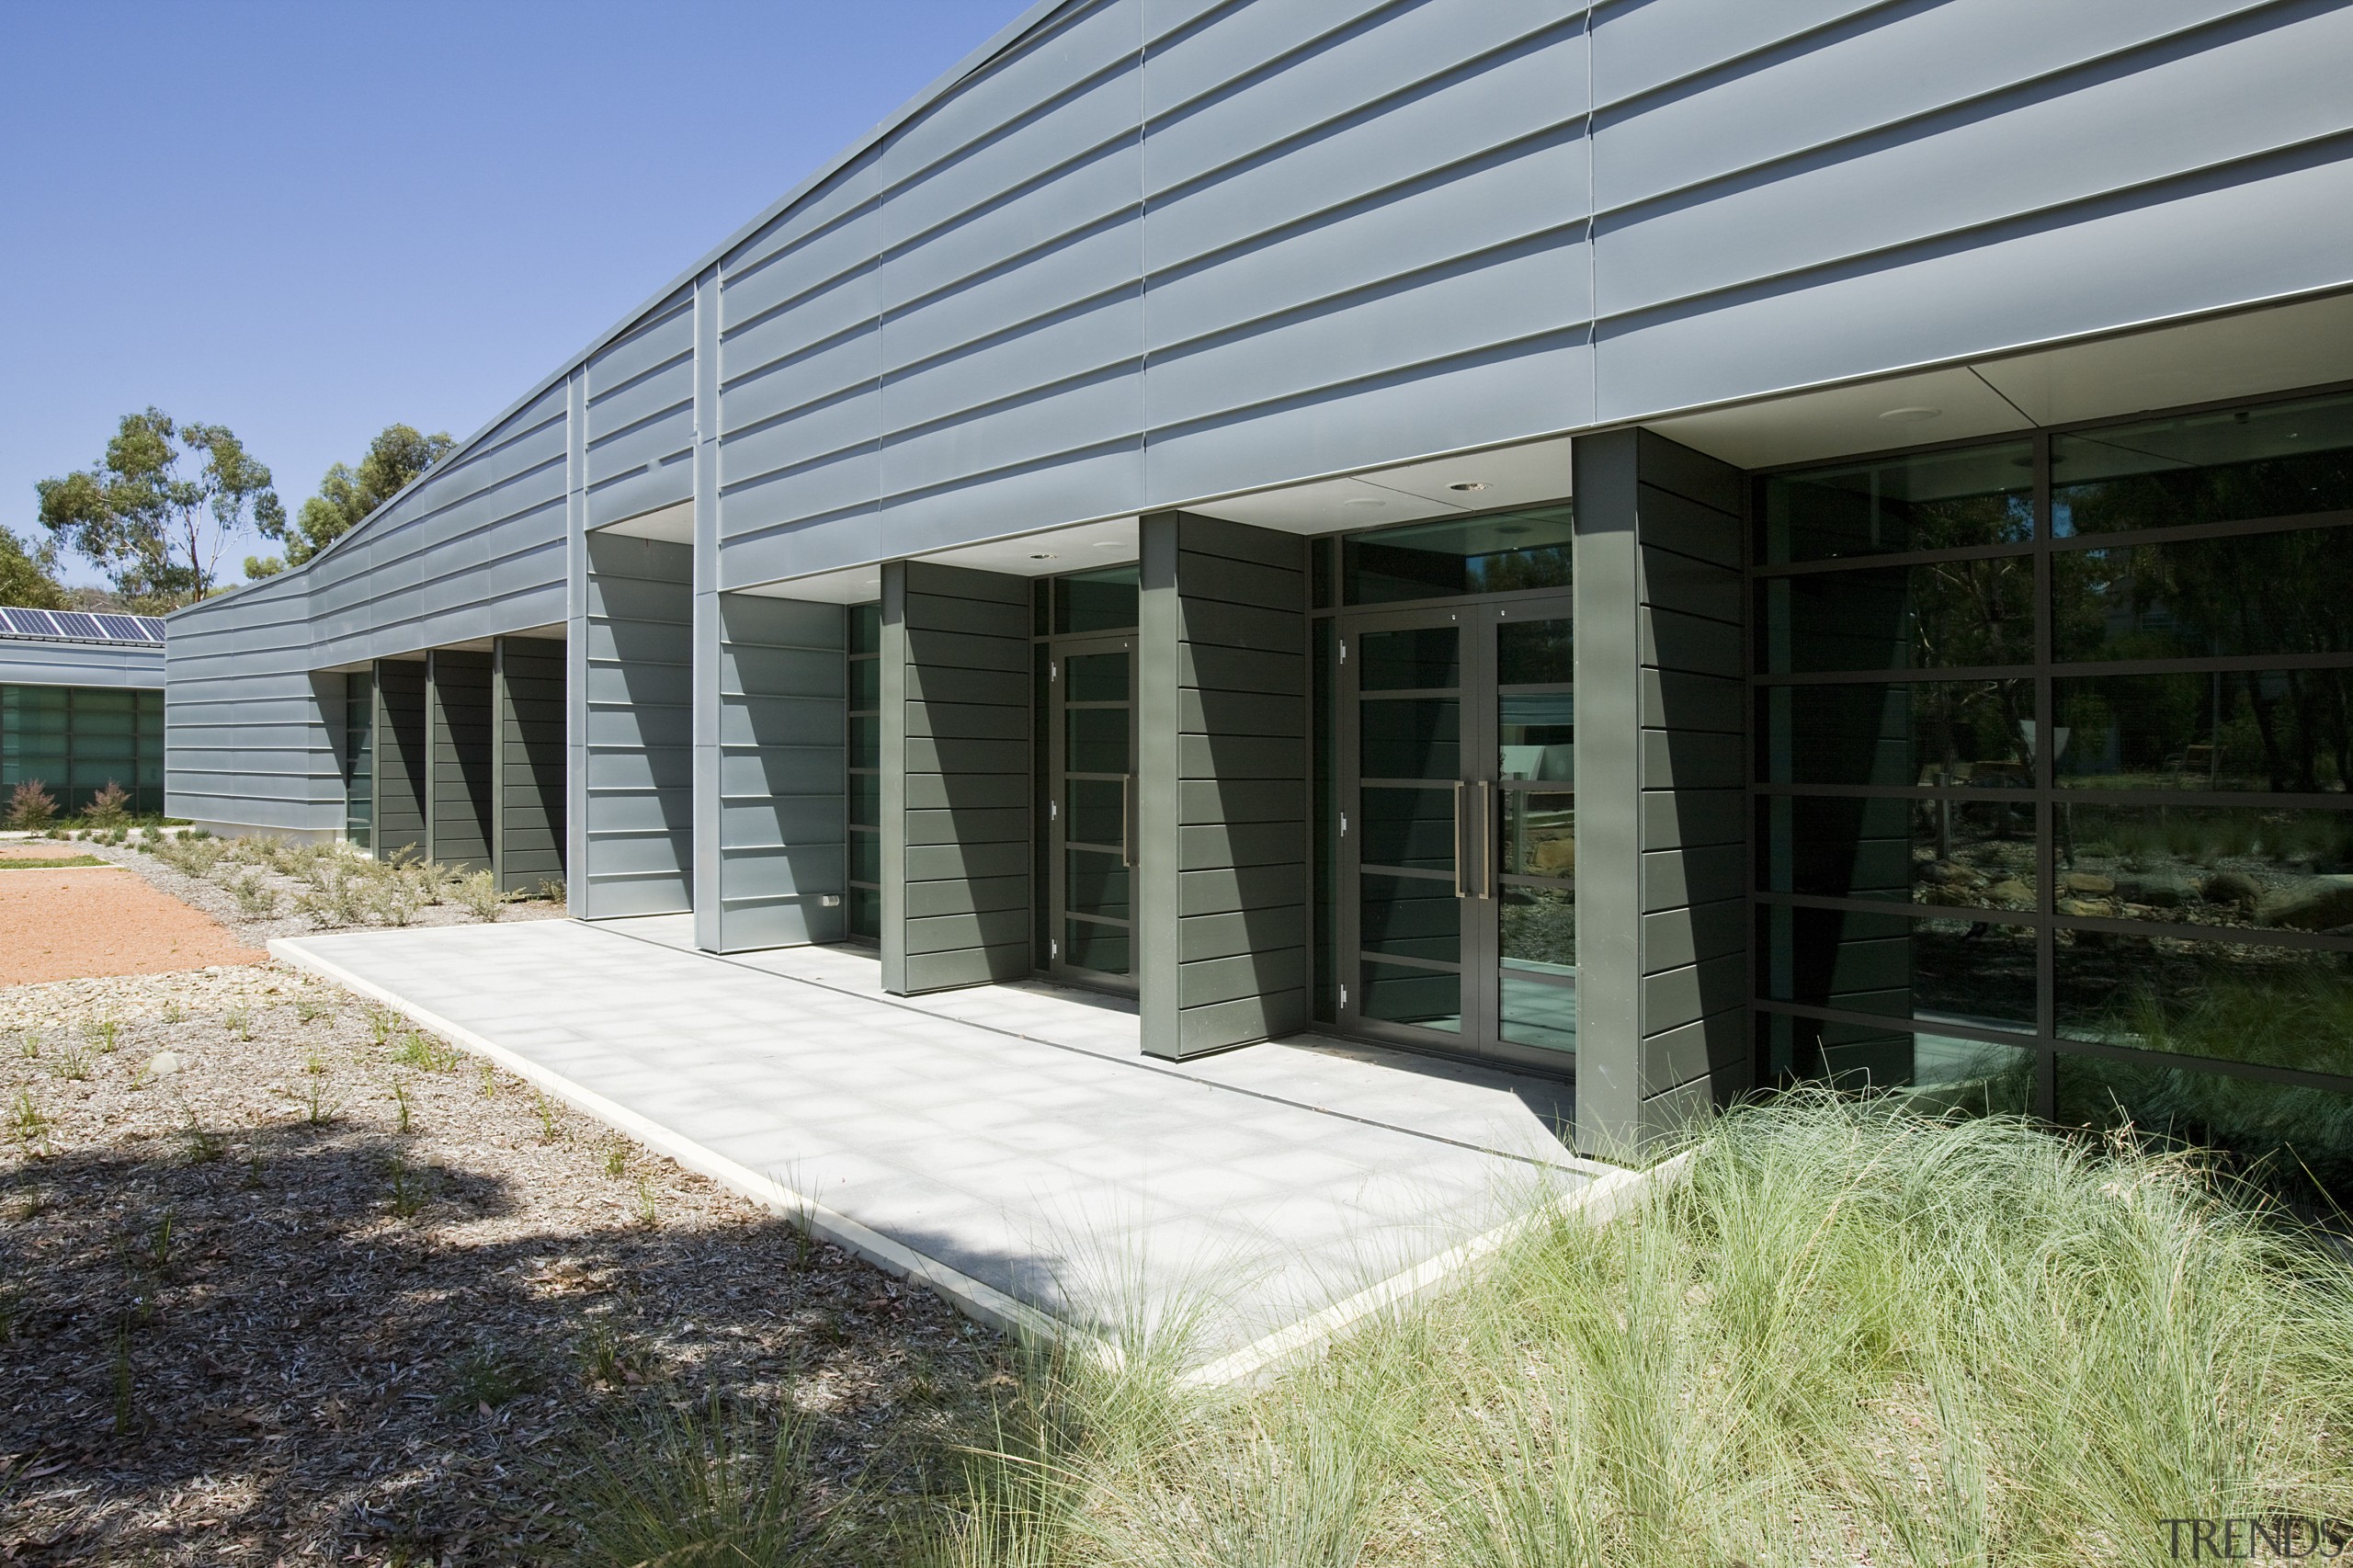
left=1344, top=497, right=1387, bottom=507
left=1880, top=406, right=1942, bottom=423
left=1448, top=481, right=1489, bottom=493
left=1091, top=540, right=1124, bottom=549
left=1029, top=551, right=1056, bottom=560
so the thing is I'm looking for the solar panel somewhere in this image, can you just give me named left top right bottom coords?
left=52, top=611, right=102, bottom=639
left=0, top=606, right=165, bottom=643
left=96, top=614, right=148, bottom=641
left=8, top=608, right=61, bottom=637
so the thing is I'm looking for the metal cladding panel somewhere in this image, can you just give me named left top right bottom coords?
left=1586, top=0, right=1885, bottom=104
left=1587, top=0, right=2353, bottom=423
left=0, top=638, right=164, bottom=689
left=582, top=533, right=694, bottom=919
left=586, top=292, right=697, bottom=528
left=712, top=593, right=847, bottom=951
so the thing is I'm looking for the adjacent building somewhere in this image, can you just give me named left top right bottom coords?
left=0, top=608, right=168, bottom=817
left=167, top=0, right=2353, bottom=1165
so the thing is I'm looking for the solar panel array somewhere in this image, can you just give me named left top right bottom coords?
left=0, top=607, right=166, bottom=644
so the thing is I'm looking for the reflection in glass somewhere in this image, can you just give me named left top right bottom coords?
left=1065, top=706, right=1130, bottom=775
left=849, top=714, right=880, bottom=771
left=1344, top=506, right=1574, bottom=604
left=1764, top=1015, right=2034, bottom=1112
left=849, top=656, right=879, bottom=709
left=1066, top=849, right=1130, bottom=921
left=1498, top=694, right=1573, bottom=779
left=1497, top=618, right=1574, bottom=684
left=1759, top=441, right=2033, bottom=565
left=2055, top=934, right=2353, bottom=1077
left=1360, top=959, right=1461, bottom=1031
left=1501, top=971, right=1576, bottom=1053
left=1501, top=885, right=1575, bottom=967
left=848, top=885, right=881, bottom=940
left=2056, top=1052, right=2353, bottom=1193
left=2052, top=391, right=2353, bottom=535
left=849, top=830, right=879, bottom=886
left=1758, top=558, right=2032, bottom=674
left=1358, top=627, right=1458, bottom=691
left=1359, top=786, right=1454, bottom=871
left=849, top=773, right=879, bottom=829
left=1360, top=872, right=1460, bottom=963
left=1064, top=919, right=1131, bottom=975
left=2055, top=668, right=2353, bottom=793
left=1359, top=697, right=1459, bottom=778
left=2055, top=804, right=2353, bottom=926
left=849, top=602, right=881, bottom=655
left=1760, top=905, right=2038, bottom=1034
left=1056, top=567, right=1140, bottom=633
left=1065, top=778, right=1123, bottom=847
left=2052, top=528, right=2353, bottom=662
left=1758, top=795, right=2037, bottom=908
left=1501, top=793, right=1575, bottom=878
left=1064, top=651, right=1129, bottom=702
left=1758, top=680, right=2031, bottom=788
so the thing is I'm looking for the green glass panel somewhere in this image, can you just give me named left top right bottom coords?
left=1759, top=906, right=2038, bottom=1035
left=1064, top=777, right=1123, bottom=847
left=1500, top=884, right=1576, bottom=969
left=1760, top=441, right=2034, bottom=565
left=847, top=885, right=881, bottom=941
left=1359, top=960, right=1460, bottom=1031
left=1495, top=617, right=1573, bottom=684
left=1765, top=1016, right=2035, bottom=1111
left=2055, top=668, right=2353, bottom=793
left=849, top=827, right=880, bottom=886
left=2052, top=528, right=2353, bottom=661
left=1056, top=567, right=1139, bottom=633
left=1065, top=706, right=1129, bottom=775
left=1498, top=694, right=1573, bottom=780
left=1358, top=786, right=1453, bottom=871
left=849, top=656, right=879, bottom=710
left=1760, top=679, right=2033, bottom=788
left=848, top=773, right=879, bottom=829
left=2054, top=934, right=2353, bottom=1077
left=1066, top=848, right=1130, bottom=921
left=1499, top=791, right=1574, bottom=879
left=1499, top=970, right=1576, bottom=1054
left=848, top=603, right=881, bottom=655
left=849, top=714, right=880, bottom=771
left=2052, top=391, right=2353, bottom=536
left=1358, top=871, right=1460, bottom=963
left=1758, top=558, right=2034, bottom=674
left=1064, top=917, right=1131, bottom=975
left=1358, top=697, right=1458, bottom=779
left=1064, top=650, right=1129, bottom=702
left=1759, top=795, right=2038, bottom=908
left=1358, top=627, right=1457, bottom=691
left=1344, top=507, right=1574, bottom=604
left=2053, top=804, right=2353, bottom=928
left=2055, top=1052, right=2353, bottom=1195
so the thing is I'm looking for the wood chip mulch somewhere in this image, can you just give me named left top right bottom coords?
left=1, top=964, right=1011, bottom=1565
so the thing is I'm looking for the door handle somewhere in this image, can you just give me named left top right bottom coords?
left=1452, top=779, right=1466, bottom=899
left=1481, top=780, right=1495, bottom=900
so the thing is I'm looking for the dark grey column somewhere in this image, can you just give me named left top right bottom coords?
left=710, top=592, right=847, bottom=950
left=493, top=635, right=567, bottom=896
left=881, top=561, right=1032, bottom=995
left=582, top=533, right=695, bottom=916
left=1573, top=429, right=1751, bottom=1159
left=1137, top=512, right=1309, bottom=1061
left=426, top=648, right=494, bottom=873
left=371, top=657, right=427, bottom=859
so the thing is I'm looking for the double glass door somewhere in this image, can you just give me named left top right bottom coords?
left=1047, top=633, right=1136, bottom=993
left=1338, top=597, right=1577, bottom=1068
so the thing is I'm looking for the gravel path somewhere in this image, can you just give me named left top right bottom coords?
left=2, top=944, right=1006, bottom=1564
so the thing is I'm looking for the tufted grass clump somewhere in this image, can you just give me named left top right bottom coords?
left=930, top=1094, right=2353, bottom=1568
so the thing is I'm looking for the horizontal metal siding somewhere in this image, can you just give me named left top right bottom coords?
left=715, top=594, right=846, bottom=949
left=582, top=533, right=694, bottom=917
left=586, top=291, right=698, bottom=528
left=0, top=641, right=165, bottom=689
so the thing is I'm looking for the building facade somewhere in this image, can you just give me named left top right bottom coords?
left=168, top=0, right=2353, bottom=1163
left=1, top=608, right=168, bottom=817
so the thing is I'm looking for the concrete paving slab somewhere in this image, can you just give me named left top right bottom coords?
left=274, top=919, right=1613, bottom=1373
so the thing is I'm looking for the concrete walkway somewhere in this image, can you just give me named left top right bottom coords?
left=275, top=919, right=1610, bottom=1376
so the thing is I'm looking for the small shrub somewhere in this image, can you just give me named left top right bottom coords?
left=81, top=1017, right=118, bottom=1054
left=180, top=1115, right=225, bottom=1165
left=556, top=1395, right=831, bottom=1568
left=536, top=876, right=566, bottom=904
left=229, top=873, right=280, bottom=920
left=369, top=872, right=426, bottom=927
left=391, top=1030, right=458, bottom=1073
left=5, top=779, right=57, bottom=831
left=386, top=1153, right=432, bottom=1218
left=9, top=1087, right=49, bottom=1150
left=81, top=781, right=131, bottom=829
left=604, top=1141, right=629, bottom=1178
left=222, top=1007, right=253, bottom=1042
left=49, top=1045, right=90, bottom=1082
left=295, top=994, right=332, bottom=1024
left=301, top=1077, right=341, bottom=1126
left=456, top=868, right=504, bottom=923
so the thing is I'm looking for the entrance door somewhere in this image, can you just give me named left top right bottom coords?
left=1046, top=633, right=1136, bottom=993
left=1337, top=597, right=1577, bottom=1069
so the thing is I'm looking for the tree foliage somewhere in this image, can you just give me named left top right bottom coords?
left=248, top=423, right=451, bottom=578
left=35, top=408, right=281, bottom=609
left=0, top=525, right=68, bottom=609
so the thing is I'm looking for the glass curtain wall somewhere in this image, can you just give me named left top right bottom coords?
left=847, top=604, right=881, bottom=942
left=1755, top=387, right=2353, bottom=1183
left=0, top=684, right=165, bottom=815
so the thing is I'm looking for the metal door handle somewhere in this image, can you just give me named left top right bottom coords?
left=1481, top=780, right=1495, bottom=900
left=1453, top=779, right=1466, bottom=899
left=1120, top=776, right=1131, bottom=868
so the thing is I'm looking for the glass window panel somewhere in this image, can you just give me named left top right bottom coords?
left=1358, top=786, right=1454, bottom=870
left=1065, top=706, right=1130, bottom=774
left=1066, top=848, right=1131, bottom=921
left=1759, top=441, right=2034, bottom=566
left=1758, top=557, right=2033, bottom=674
left=1064, top=650, right=1129, bottom=702
left=1496, top=617, right=1574, bottom=685
left=1763, top=1015, right=2035, bottom=1112
left=848, top=714, right=880, bottom=772
left=1758, top=679, right=2033, bottom=787
left=2052, top=527, right=2353, bottom=661
left=1758, top=795, right=2038, bottom=908
left=848, top=773, right=879, bottom=829
left=1032, top=579, right=1051, bottom=638
left=2054, top=804, right=2353, bottom=926
left=2055, top=1053, right=2353, bottom=1193
left=847, top=885, right=881, bottom=941
left=2054, top=933, right=2353, bottom=1077
left=1358, top=697, right=1458, bottom=778
left=1057, top=567, right=1140, bottom=634
left=1344, top=506, right=1574, bottom=604
left=1065, top=777, right=1124, bottom=847
left=1498, top=694, right=1573, bottom=780
left=1313, top=617, right=1338, bottom=1022
left=2055, top=667, right=2353, bottom=793
left=849, top=657, right=879, bottom=710
left=1760, top=906, right=2038, bottom=1034
left=2052, top=391, right=2353, bottom=536
left=1312, top=538, right=1335, bottom=609
left=1358, top=627, right=1458, bottom=691
left=848, top=827, right=880, bottom=886
left=1064, top=918, right=1131, bottom=975
left=1500, top=791, right=1574, bottom=878
left=1359, top=871, right=1461, bottom=963
left=1359, top=959, right=1461, bottom=1032
left=848, top=602, right=881, bottom=655
left=1501, top=884, right=1575, bottom=969
left=1500, top=970, right=1577, bottom=1054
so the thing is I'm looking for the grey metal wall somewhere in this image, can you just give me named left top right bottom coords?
left=0, top=639, right=165, bottom=690
left=426, top=649, right=494, bottom=871
left=1574, top=429, right=1748, bottom=1155
left=372, top=660, right=427, bottom=858
left=494, top=635, right=568, bottom=895
left=1137, top=513, right=1308, bottom=1060
left=581, top=534, right=694, bottom=916
left=881, top=562, right=1032, bottom=994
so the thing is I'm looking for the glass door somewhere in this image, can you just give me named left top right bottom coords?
left=1047, top=633, right=1136, bottom=993
left=1336, top=597, right=1576, bottom=1068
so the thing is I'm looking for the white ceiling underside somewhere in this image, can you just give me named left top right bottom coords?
left=1647, top=289, right=2353, bottom=470
left=592, top=499, right=694, bottom=543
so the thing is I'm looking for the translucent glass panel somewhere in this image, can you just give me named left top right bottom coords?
left=846, top=603, right=881, bottom=942
left=0, top=683, right=164, bottom=815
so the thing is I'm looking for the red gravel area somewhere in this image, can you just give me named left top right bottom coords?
left=0, top=870, right=266, bottom=986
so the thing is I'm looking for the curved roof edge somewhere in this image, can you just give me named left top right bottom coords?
left=173, top=0, right=1068, bottom=621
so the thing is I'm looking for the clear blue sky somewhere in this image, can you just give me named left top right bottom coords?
left=0, top=0, right=1019, bottom=586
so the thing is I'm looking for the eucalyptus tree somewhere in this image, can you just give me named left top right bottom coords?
left=35, top=407, right=282, bottom=608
